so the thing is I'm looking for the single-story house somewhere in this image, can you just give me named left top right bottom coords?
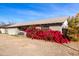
left=0, top=17, right=68, bottom=35
left=0, top=28, right=6, bottom=34
left=0, top=24, right=11, bottom=34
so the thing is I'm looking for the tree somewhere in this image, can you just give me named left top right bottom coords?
left=67, top=13, right=79, bottom=41
left=0, top=21, right=15, bottom=27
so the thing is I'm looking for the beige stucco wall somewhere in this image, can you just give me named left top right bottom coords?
left=49, top=26, right=62, bottom=31
left=7, top=28, right=20, bottom=35
left=35, top=26, right=62, bottom=32
left=0, top=28, right=7, bottom=34
left=35, top=26, right=41, bottom=29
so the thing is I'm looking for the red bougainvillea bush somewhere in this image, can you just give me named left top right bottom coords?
left=24, top=28, right=70, bottom=44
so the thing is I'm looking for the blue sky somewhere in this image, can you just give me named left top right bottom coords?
left=0, top=3, right=79, bottom=23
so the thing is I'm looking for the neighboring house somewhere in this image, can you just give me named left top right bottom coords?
left=6, top=17, right=68, bottom=35
left=0, top=24, right=12, bottom=34
left=0, top=28, right=6, bottom=34
left=0, top=25, right=7, bottom=34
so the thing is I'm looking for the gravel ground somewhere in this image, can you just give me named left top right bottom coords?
left=0, top=34, right=79, bottom=56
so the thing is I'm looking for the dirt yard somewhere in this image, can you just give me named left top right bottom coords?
left=0, top=34, right=79, bottom=56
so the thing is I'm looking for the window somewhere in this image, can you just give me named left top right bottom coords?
left=41, top=25, right=49, bottom=30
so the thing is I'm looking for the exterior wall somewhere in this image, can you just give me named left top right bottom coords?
left=35, top=26, right=41, bottom=29
left=7, top=28, right=20, bottom=35
left=36, top=26, right=49, bottom=30
left=0, top=28, right=7, bottom=34
left=5, top=22, right=64, bottom=35
left=49, top=26, right=62, bottom=31
left=61, top=20, right=68, bottom=29
left=35, top=25, right=62, bottom=32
